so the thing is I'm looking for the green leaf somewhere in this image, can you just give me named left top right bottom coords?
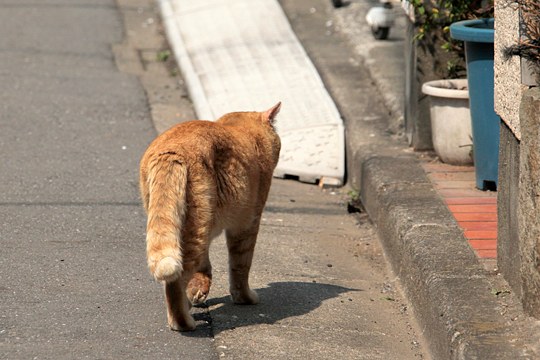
left=156, top=50, right=171, bottom=62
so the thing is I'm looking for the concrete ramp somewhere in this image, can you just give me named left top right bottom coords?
left=159, top=0, right=344, bottom=184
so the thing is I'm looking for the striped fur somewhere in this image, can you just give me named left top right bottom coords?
left=139, top=103, right=281, bottom=331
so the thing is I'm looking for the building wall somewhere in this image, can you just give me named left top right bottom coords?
left=494, top=0, right=522, bottom=140
left=494, top=1, right=540, bottom=317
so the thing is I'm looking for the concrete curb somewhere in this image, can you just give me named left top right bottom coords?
left=359, top=156, right=528, bottom=359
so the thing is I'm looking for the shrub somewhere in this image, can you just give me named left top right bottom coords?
left=407, top=0, right=494, bottom=78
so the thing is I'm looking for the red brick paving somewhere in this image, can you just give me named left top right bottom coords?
left=423, top=162, right=497, bottom=259
left=458, top=222, right=497, bottom=231
left=464, top=230, right=497, bottom=240
left=445, top=197, right=497, bottom=205
left=453, top=213, right=497, bottom=221
left=438, top=189, right=495, bottom=198
left=448, top=204, right=497, bottom=213
left=468, top=240, right=497, bottom=250
left=475, top=249, right=497, bottom=258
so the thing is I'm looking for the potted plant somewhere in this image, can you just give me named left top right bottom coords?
left=421, top=79, right=472, bottom=165
left=403, top=0, right=493, bottom=151
left=406, top=1, right=494, bottom=175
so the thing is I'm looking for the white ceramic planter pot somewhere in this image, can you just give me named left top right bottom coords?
left=422, top=79, right=473, bottom=165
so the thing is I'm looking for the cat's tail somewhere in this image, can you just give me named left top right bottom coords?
left=144, top=153, right=187, bottom=283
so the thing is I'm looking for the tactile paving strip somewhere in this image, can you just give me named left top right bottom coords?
left=159, top=0, right=344, bottom=184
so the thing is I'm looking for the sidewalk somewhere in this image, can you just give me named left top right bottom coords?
left=161, top=0, right=539, bottom=358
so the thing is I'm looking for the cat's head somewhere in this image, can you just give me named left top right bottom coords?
left=217, top=102, right=282, bottom=164
left=217, top=102, right=281, bottom=130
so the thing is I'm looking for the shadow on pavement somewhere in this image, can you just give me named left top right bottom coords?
left=185, top=281, right=360, bottom=337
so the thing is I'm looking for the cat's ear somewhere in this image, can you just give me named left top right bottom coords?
left=262, top=102, right=281, bottom=125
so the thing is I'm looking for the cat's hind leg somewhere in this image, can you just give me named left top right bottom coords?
left=164, top=274, right=196, bottom=331
left=225, top=227, right=260, bottom=305
left=186, top=248, right=212, bottom=305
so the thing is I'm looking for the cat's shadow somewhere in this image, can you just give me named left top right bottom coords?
left=186, top=281, right=360, bottom=337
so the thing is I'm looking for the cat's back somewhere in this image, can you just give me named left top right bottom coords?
left=143, top=120, right=230, bottom=160
left=151, top=120, right=226, bottom=147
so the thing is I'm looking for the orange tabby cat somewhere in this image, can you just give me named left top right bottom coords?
left=139, top=103, right=281, bottom=331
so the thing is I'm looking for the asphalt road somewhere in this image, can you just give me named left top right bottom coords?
left=1, top=0, right=428, bottom=359
left=0, top=1, right=214, bottom=358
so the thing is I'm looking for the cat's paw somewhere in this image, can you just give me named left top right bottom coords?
left=187, top=272, right=212, bottom=305
left=168, top=313, right=196, bottom=332
left=231, top=289, right=259, bottom=305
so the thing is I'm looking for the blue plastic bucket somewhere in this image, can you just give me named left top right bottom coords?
left=450, top=19, right=499, bottom=190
